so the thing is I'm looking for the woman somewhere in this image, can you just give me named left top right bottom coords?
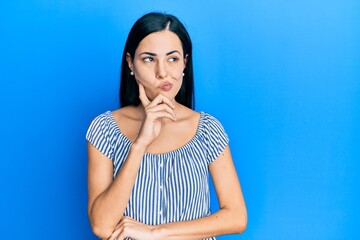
left=86, top=12, right=247, bottom=240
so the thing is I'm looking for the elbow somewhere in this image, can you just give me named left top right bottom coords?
left=88, top=203, right=118, bottom=238
left=90, top=222, right=113, bottom=239
left=233, top=212, right=247, bottom=234
left=89, top=213, right=114, bottom=239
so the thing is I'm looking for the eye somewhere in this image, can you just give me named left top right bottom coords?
left=168, top=57, right=179, bottom=62
left=143, top=57, right=154, bottom=62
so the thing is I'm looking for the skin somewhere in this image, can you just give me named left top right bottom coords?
left=87, top=30, right=247, bottom=239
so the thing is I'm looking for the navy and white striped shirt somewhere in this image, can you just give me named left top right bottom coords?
left=86, top=111, right=229, bottom=240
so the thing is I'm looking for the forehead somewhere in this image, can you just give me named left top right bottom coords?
left=136, top=30, right=183, bottom=55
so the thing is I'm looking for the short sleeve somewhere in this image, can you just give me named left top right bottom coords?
left=86, top=112, right=114, bottom=160
left=202, top=113, right=229, bottom=164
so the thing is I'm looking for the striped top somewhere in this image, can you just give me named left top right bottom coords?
left=86, top=111, right=229, bottom=240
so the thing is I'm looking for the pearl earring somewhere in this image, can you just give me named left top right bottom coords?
left=130, top=71, right=134, bottom=75
left=183, top=73, right=185, bottom=76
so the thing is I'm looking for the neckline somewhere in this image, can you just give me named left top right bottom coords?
left=107, top=110, right=205, bottom=156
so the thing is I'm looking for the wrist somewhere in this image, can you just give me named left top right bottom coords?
left=151, top=225, right=166, bottom=239
left=131, top=139, right=148, bottom=152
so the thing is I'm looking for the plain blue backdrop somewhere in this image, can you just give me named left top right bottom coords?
left=1, top=0, right=359, bottom=239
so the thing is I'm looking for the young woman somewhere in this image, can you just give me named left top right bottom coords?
left=86, top=12, right=247, bottom=240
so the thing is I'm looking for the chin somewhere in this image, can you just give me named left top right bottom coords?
left=160, top=93, right=176, bottom=101
left=144, top=85, right=180, bottom=101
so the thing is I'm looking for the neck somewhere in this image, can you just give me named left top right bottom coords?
left=136, top=99, right=181, bottom=111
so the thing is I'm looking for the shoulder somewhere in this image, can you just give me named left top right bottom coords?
left=200, top=112, right=226, bottom=131
left=110, top=106, right=145, bottom=142
left=201, top=111, right=219, bottom=121
left=88, top=110, right=113, bottom=128
left=111, top=106, right=142, bottom=122
left=198, top=111, right=229, bottom=144
left=173, top=104, right=201, bottom=129
left=196, top=111, right=229, bottom=164
left=180, top=106, right=200, bottom=121
left=86, top=111, right=119, bottom=158
left=86, top=110, right=118, bottom=139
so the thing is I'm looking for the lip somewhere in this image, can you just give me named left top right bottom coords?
left=159, top=81, right=173, bottom=91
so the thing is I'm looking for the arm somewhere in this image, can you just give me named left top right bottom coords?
left=108, top=145, right=247, bottom=240
left=88, top=84, right=177, bottom=239
left=88, top=141, right=146, bottom=238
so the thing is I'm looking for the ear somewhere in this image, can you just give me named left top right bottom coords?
left=126, top=53, right=134, bottom=72
left=183, top=54, right=188, bottom=72
left=184, top=54, right=189, bottom=66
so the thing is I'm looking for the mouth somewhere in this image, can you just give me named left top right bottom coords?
left=159, top=81, right=173, bottom=91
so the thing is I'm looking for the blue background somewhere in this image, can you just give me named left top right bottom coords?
left=1, top=0, right=359, bottom=239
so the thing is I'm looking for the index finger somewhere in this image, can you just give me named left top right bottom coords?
left=138, top=83, right=151, bottom=107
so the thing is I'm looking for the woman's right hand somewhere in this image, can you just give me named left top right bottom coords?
left=134, top=83, right=177, bottom=148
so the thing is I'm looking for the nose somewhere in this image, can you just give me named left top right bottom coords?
left=155, top=61, right=168, bottom=79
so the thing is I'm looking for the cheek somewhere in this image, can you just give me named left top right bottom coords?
left=133, top=61, right=151, bottom=79
left=133, top=69, right=158, bottom=98
left=134, top=67, right=154, bottom=84
left=169, top=65, right=185, bottom=80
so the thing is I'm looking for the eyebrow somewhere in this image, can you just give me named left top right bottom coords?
left=139, top=50, right=181, bottom=56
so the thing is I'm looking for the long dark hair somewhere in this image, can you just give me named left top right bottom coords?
left=119, top=12, right=194, bottom=109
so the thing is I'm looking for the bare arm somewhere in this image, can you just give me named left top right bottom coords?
left=108, top=145, right=247, bottom=240
left=88, top=141, right=146, bottom=238
left=88, top=84, right=177, bottom=238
